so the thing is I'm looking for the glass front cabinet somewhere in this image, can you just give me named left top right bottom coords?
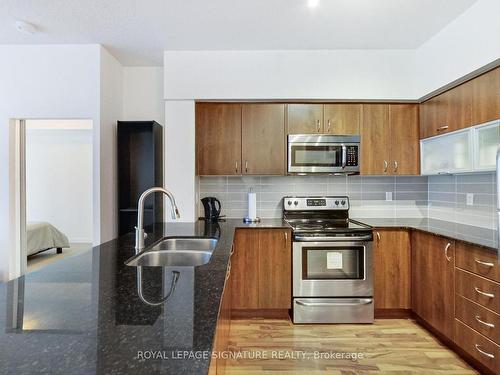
left=420, top=120, right=500, bottom=175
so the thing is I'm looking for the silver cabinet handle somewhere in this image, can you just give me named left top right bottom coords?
left=437, top=125, right=449, bottom=132
left=226, top=260, right=231, bottom=280
left=245, top=160, right=248, bottom=173
left=327, top=119, right=331, bottom=132
left=475, top=315, right=495, bottom=328
left=376, top=232, right=381, bottom=241
left=475, top=259, right=494, bottom=267
left=285, top=231, right=288, bottom=242
left=316, top=119, right=321, bottom=132
left=383, top=160, right=388, bottom=173
left=475, top=287, right=495, bottom=298
left=235, top=161, right=238, bottom=173
left=394, top=160, right=398, bottom=173
left=444, top=242, right=452, bottom=262
left=475, top=344, right=495, bottom=359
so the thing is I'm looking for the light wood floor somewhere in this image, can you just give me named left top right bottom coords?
left=27, top=243, right=91, bottom=273
left=226, top=318, right=477, bottom=374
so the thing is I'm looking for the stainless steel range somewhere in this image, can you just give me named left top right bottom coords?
left=284, top=196, right=374, bottom=324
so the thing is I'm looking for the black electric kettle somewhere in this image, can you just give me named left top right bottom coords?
left=201, top=197, right=222, bottom=221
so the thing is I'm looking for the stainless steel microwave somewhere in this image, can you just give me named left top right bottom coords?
left=287, top=134, right=360, bottom=174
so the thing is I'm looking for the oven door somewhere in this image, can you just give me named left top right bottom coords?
left=293, top=240, right=373, bottom=297
left=288, top=142, right=344, bottom=173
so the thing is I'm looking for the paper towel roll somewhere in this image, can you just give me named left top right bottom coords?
left=248, top=192, right=257, bottom=219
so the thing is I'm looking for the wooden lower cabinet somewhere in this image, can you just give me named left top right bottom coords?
left=231, top=228, right=291, bottom=312
left=454, top=319, right=500, bottom=374
left=411, top=231, right=455, bottom=339
left=373, top=229, right=411, bottom=311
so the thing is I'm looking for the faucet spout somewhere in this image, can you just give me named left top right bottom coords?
left=135, top=187, right=180, bottom=252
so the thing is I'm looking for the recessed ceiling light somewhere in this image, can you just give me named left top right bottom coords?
left=308, top=0, right=320, bottom=8
left=15, top=21, right=37, bottom=35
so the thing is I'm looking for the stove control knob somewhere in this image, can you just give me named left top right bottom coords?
left=335, top=200, right=339, bottom=206
left=294, top=200, right=298, bottom=206
left=341, top=200, right=346, bottom=206
left=287, top=200, right=292, bottom=206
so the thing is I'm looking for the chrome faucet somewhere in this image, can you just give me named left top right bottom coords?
left=135, top=187, right=180, bottom=252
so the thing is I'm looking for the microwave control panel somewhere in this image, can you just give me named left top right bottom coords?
left=346, top=146, right=359, bottom=166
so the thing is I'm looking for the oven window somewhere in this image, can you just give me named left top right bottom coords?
left=302, top=247, right=365, bottom=280
left=291, top=145, right=342, bottom=167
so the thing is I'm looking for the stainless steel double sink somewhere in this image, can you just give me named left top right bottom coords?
left=125, top=237, right=218, bottom=267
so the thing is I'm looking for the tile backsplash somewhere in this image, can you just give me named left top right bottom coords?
left=428, top=173, right=497, bottom=229
left=199, top=175, right=429, bottom=220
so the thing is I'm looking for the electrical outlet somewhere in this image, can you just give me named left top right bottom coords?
left=386, top=192, right=393, bottom=201
left=466, top=193, right=474, bottom=206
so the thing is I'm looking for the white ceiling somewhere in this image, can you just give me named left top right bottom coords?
left=0, top=0, right=478, bottom=66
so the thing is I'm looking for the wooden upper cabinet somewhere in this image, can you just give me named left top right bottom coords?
left=472, top=67, right=500, bottom=125
left=287, top=104, right=324, bottom=134
left=411, top=231, right=455, bottom=339
left=242, top=104, right=285, bottom=175
left=373, top=229, right=411, bottom=310
left=258, top=229, right=292, bottom=309
left=361, top=104, right=391, bottom=175
left=196, top=103, right=242, bottom=175
left=323, top=104, right=361, bottom=135
left=420, top=81, right=473, bottom=139
left=389, top=104, right=419, bottom=175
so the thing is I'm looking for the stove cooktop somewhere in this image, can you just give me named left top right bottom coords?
left=285, top=219, right=372, bottom=233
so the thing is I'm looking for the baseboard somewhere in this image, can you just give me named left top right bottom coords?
left=231, top=309, right=291, bottom=319
left=412, top=313, right=495, bottom=375
left=375, top=308, right=412, bottom=318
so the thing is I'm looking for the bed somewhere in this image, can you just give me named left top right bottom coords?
left=27, top=222, right=70, bottom=257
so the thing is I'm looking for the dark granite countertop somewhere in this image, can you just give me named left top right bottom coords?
left=355, top=217, right=498, bottom=252
left=0, top=219, right=287, bottom=375
left=0, top=216, right=496, bottom=374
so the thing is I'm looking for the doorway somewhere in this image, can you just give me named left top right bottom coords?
left=19, top=119, right=94, bottom=273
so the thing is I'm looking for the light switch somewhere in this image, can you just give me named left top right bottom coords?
left=466, top=193, right=474, bottom=206
left=385, top=192, right=393, bottom=201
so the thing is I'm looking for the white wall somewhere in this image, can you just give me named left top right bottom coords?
left=123, top=67, right=164, bottom=123
left=164, top=101, right=197, bottom=222
left=25, top=120, right=93, bottom=243
left=99, top=47, right=123, bottom=243
left=164, top=50, right=418, bottom=100
left=416, top=0, right=500, bottom=96
left=0, top=44, right=101, bottom=281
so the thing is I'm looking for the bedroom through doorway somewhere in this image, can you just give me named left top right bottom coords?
left=24, top=119, right=93, bottom=273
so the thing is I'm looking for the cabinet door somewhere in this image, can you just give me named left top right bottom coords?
left=287, top=104, right=323, bottom=134
left=196, top=103, right=242, bottom=175
left=474, top=121, right=500, bottom=172
left=231, top=229, right=259, bottom=308
left=411, top=231, right=455, bottom=339
left=373, top=229, right=411, bottom=309
left=420, top=83, right=472, bottom=139
left=242, top=104, right=285, bottom=175
left=472, top=67, right=500, bottom=125
left=390, top=104, right=420, bottom=175
left=323, top=104, right=361, bottom=135
left=361, top=104, right=391, bottom=175
left=420, top=129, right=473, bottom=175
left=258, top=229, right=291, bottom=309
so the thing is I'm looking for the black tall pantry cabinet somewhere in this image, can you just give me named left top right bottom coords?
left=117, top=121, right=163, bottom=236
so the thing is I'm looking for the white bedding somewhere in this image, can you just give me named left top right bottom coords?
left=27, top=222, right=70, bottom=256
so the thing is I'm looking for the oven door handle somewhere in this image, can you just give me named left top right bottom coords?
left=296, top=298, right=373, bottom=307
left=294, top=234, right=373, bottom=242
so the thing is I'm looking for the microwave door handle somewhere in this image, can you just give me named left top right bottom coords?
left=341, top=145, right=347, bottom=169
